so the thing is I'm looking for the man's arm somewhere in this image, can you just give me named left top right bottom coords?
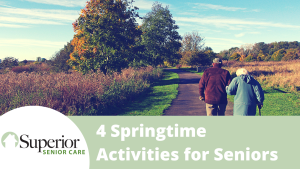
left=226, top=71, right=232, bottom=86
left=199, top=72, right=206, bottom=100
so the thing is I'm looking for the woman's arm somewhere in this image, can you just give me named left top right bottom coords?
left=226, top=77, right=238, bottom=95
left=252, top=80, right=264, bottom=104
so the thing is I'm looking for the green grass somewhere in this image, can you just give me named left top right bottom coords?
left=227, top=88, right=300, bottom=116
left=110, top=70, right=179, bottom=116
left=179, top=67, right=204, bottom=76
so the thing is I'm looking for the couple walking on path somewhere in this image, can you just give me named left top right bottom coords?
left=199, top=58, right=264, bottom=116
left=164, top=58, right=264, bottom=116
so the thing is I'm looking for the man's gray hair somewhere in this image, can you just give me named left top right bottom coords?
left=236, top=68, right=249, bottom=76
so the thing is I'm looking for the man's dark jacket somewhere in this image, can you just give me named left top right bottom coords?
left=199, top=65, right=232, bottom=104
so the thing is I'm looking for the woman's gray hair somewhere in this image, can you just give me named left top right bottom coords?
left=236, top=68, right=249, bottom=76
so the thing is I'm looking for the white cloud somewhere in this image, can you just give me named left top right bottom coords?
left=193, top=3, right=246, bottom=11
left=177, top=12, right=200, bottom=16
left=251, top=9, right=260, bottom=12
left=0, top=39, right=67, bottom=48
left=134, top=0, right=171, bottom=11
left=0, top=16, right=65, bottom=25
left=0, top=23, right=29, bottom=28
left=235, top=33, right=245, bottom=37
left=0, top=6, right=79, bottom=27
left=24, top=0, right=158, bottom=9
left=174, top=16, right=300, bottom=29
left=24, top=0, right=86, bottom=7
left=0, top=7, right=79, bottom=21
left=235, top=32, right=261, bottom=37
left=206, top=37, right=244, bottom=44
left=134, top=0, right=154, bottom=10
left=205, top=37, right=245, bottom=51
left=249, top=32, right=261, bottom=34
left=136, top=17, right=143, bottom=25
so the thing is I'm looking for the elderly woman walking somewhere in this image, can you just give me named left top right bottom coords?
left=226, top=68, right=264, bottom=116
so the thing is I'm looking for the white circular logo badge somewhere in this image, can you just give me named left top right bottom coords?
left=0, top=106, right=90, bottom=169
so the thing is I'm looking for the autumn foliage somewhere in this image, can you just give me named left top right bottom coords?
left=219, top=41, right=300, bottom=62
left=68, top=0, right=142, bottom=74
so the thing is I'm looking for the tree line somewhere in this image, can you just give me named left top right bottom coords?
left=51, top=0, right=213, bottom=74
left=218, top=41, right=300, bottom=62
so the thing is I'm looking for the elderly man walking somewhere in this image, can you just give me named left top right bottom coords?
left=199, top=58, right=232, bottom=116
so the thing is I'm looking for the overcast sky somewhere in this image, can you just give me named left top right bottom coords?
left=1, top=0, right=299, bottom=61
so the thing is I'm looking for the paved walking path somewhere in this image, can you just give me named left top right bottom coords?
left=163, top=69, right=233, bottom=116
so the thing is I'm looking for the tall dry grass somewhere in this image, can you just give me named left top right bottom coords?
left=0, top=66, right=162, bottom=115
left=223, top=60, right=300, bottom=90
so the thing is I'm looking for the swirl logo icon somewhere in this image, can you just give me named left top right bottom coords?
left=1, top=132, right=19, bottom=148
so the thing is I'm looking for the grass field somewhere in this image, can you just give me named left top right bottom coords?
left=113, top=70, right=179, bottom=116
left=179, top=67, right=204, bottom=76
left=227, top=88, right=300, bottom=116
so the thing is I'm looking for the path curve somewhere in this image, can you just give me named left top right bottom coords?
left=163, top=68, right=233, bottom=116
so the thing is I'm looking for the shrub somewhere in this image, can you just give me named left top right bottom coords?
left=176, top=64, right=182, bottom=69
left=11, top=66, right=30, bottom=73
left=229, top=53, right=241, bottom=61
left=10, top=63, right=51, bottom=73
left=244, top=54, right=255, bottom=62
left=0, top=57, right=18, bottom=68
left=50, top=41, right=73, bottom=72
left=163, top=61, right=172, bottom=67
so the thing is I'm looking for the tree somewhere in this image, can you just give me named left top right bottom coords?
left=239, top=55, right=246, bottom=61
left=190, top=51, right=213, bottom=66
left=0, top=57, right=18, bottom=68
left=218, top=50, right=230, bottom=60
left=229, top=52, right=241, bottom=61
left=244, top=54, right=255, bottom=62
left=239, top=44, right=253, bottom=56
left=179, top=51, right=193, bottom=66
left=68, top=0, right=142, bottom=74
left=252, top=42, right=267, bottom=57
left=50, top=41, right=73, bottom=72
left=22, top=59, right=28, bottom=64
left=179, top=31, right=212, bottom=66
left=180, top=51, right=212, bottom=67
left=181, top=31, right=204, bottom=52
left=272, top=49, right=286, bottom=61
left=278, top=41, right=289, bottom=49
left=282, top=48, right=299, bottom=61
left=264, top=54, right=272, bottom=61
left=257, top=50, right=266, bottom=61
left=204, top=49, right=216, bottom=63
left=288, top=41, right=299, bottom=49
left=140, top=2, right=181, bottom=67
left=228, top=47, right=239, bottom=56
